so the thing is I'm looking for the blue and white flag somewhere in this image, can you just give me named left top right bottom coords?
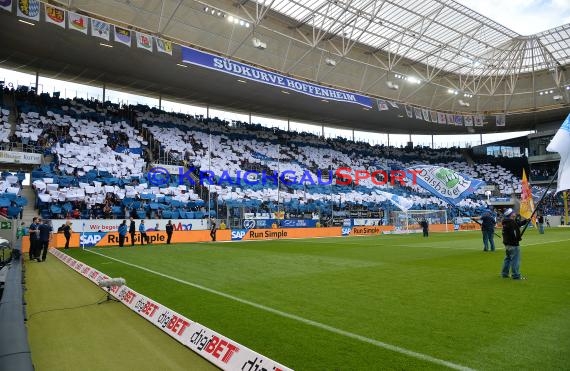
left=0, top=0, right=12, bottom=12
left=406, top=165, right=485, bottom=206
left=17, top=0, right=40, bottom=20
left=376, top=190, right=413, bottom=211
left=91, top=19, right=110, bottom=41
left=546, top=113, right=570, bottom=193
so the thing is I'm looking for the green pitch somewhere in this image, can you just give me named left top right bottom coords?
left=65, top=229, right=570, bottom=370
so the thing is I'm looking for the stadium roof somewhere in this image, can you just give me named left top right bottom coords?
left=261, top=0, right=570, bottom=76
left=0, top=0, right=569, bottom=135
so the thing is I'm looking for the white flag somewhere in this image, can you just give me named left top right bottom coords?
left=546, top=114, right=570, bottom=193
left=136, top=32, right=153, bottom=52
left=45, top=4, right=66, bottom=28
left=68, top=11, right=88, bottom=34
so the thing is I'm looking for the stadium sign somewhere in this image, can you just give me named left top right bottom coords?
left=0, top=150, right=42, bottom=164
left=51, top=218, right=208, bottom=232
left=181, top=47, right=373, bottom=108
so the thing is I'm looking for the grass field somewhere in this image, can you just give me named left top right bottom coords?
left=64, top=229, right=570, bottom=371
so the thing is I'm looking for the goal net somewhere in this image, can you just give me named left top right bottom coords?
left=390, top=210, right=449, bottom=233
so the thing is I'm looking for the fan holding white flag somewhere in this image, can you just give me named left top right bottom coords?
left=546, top=113, right=570, bottom=193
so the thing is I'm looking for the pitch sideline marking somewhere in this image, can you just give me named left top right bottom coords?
left=85, top=249, right=474, bottom=371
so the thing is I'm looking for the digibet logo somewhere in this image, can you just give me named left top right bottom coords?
left=231, top=229, right=248, bottom=241
left=242, top=356, right=284, bottom=371
left=189, top=329, right=239, bottom=364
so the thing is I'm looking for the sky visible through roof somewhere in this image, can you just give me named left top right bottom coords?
left=455, top=0, right=570, bottom=35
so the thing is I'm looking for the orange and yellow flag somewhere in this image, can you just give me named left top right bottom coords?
left=520, top=169, right=535, bottom=223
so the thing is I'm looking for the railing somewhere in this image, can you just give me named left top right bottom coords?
left=0, top=240, right=34, bottom=371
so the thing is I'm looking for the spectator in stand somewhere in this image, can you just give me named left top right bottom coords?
left=480, top=209, right=496, bottom=251
left=118, top=220, right=127, bottom=247
left=129, top=217, right=136, bottom=246
left=165, top=220, right=173, bottom=244
left=71, top=208, right=81, bottom=219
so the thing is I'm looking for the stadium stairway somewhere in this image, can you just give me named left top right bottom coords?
left=20, top=185, right=38, bottom=222
left=461, top=148, right=475, bottom=166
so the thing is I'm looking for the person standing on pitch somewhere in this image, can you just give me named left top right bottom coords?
left=118, top=220, right=128, bottom=247
left=37, top=219, right=52, bottom=262
left=420, top=218, right=429, bottom=237
left=28, top=217, right=40, bottom=261
left=129, top=217, right=136, bottom=246
left=537, top=213, right=545, bottom=234
left=480, top=209, right=496, bottom=251
left=501, top=208, right=528, bottom=280
left=210, top=218, right=217, bottom=242
left=165, top=220, right=173, bottom=244
left=62, top=221, right=72, bottom=250
left=139, top=220, right=149, bottom=245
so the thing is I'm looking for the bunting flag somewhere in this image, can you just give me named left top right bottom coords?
left=17, top=0, right=40, bottom=21
left=114, top=26, right=131, bottom=47
left=422, top=108, right=430, bottom=122
left=91, top=19, right=110, bottom=40
left=446, top=113, right=455, bottom=125
left=136, top=31, right=153, bottom=51
left=520, top=169, right=536, bottom=225
left=155, top=37, right=172, bottom=55
left=454, top=115, right=463, bottom=126
left=0, top=0, right=12, bottom=12
left=376, top=190, right=413, bottom=211
left=437, top=112, right=447, bottom=124
left=474, top=114, right=483, bottom=127
left=414, top=107, right=423, bottom=120
left=464, top=115, right=473, bottom=126
left=406, top=165, right=485, bottom=206
left=388, top=100, right=399, bottom=109
left=496, top=114, right=506, bottom=127
left=45, top=4, right=65, bottom=28
left=404, top=105, right=413, bottom=118
left=546, top=113, right=570, bottom=193
left=68, top=11, right=88, bottom=34
left=430, top=111, right=438, bottom=123
left=377, top=99, right=389, bottom=111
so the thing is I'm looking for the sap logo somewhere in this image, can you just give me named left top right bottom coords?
left=231, top=229, right=248, bottom=241
left=342, top=227, right=351, bottom=236
left=243, top=219, right=256, bottom=229
left=80, top=233, right=106, bottom=246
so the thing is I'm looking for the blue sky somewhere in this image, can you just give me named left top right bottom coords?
left=456, top=0, right=570, bottom=34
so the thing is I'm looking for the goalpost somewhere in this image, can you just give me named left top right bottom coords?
left=390, top=210, right=449, bottom=233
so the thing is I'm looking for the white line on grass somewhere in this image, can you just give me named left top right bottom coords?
left=86, top=249, right=475, bottom=371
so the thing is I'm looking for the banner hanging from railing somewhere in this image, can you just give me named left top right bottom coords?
left=181, top=47, right=373, bottom=108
